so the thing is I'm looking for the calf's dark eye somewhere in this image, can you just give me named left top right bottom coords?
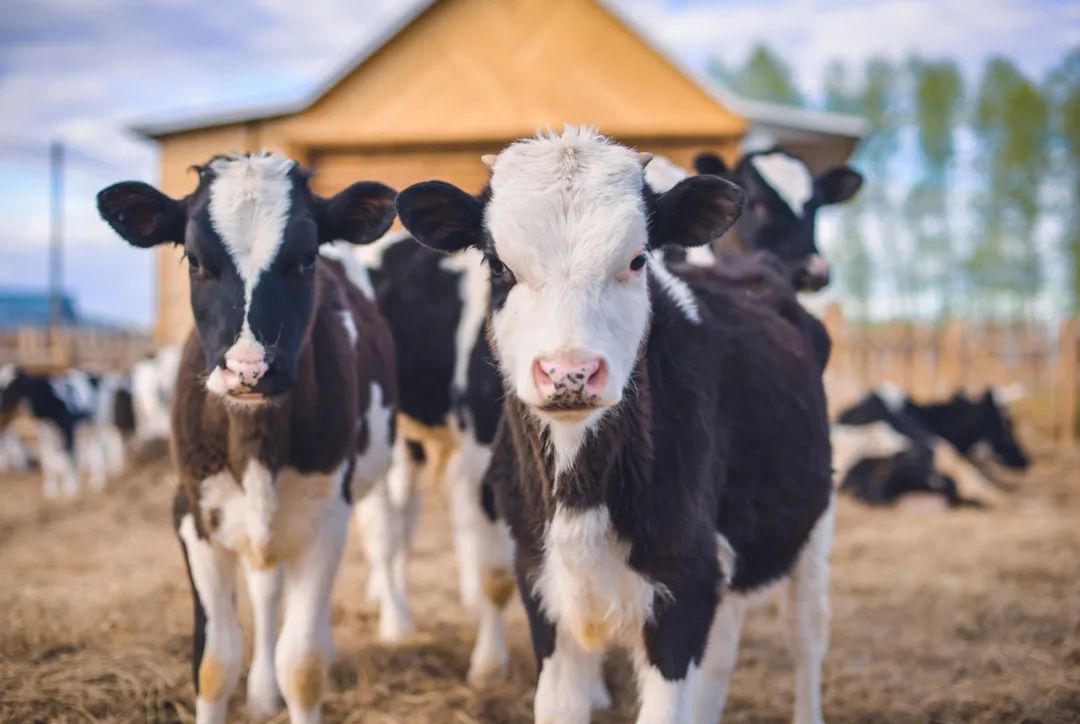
left=185, top=251, right=203, bottom=274
left=629, top=254, right=647, bottom=272
left=299, top=252, right=317, bottom=274
left=488, top=257, right=506, bottom=275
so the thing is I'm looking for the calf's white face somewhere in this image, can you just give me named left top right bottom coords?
left=484, top=133, right=652, bottom=417
left=396, top=127, right=745, bottom=431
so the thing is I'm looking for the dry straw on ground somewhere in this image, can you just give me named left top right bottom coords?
left=1, top=426, right=1078, bottom=723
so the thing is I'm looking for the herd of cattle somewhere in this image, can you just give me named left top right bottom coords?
left=0, top=127, right=1031, bottom=724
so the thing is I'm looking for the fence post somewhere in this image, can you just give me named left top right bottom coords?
left=939, top=318, right=965, bottom=396
left=1059, top=316, right=1079, bottom=449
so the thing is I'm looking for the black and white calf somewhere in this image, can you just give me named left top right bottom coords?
left=833, top=385, right=1027, bottom=507
left=98, top=152, right=399, bottom=723
left=130, top=344, right=182, bottom=445
left=692, top=148, right=862, bottom=291
left=350, top=231, right=514, bottom=681
left=0, top=364, right=133, bottom=496
left=397, top=127, right=835, bottom=724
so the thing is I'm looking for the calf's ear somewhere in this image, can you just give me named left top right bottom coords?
left=396, top=181, right=485, bottom=254
left=97, top=182, right=186, bottom=248
left=650, top=175, right=745, bottom=248
left=816, top=166, right=863, bottom=205
left=318, top=181, right=397, bottom=245
left=693, top=151, right=731, bottom=178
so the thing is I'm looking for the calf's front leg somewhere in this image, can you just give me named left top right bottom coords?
left=243, top=560, right=283, bottom=718
left=635, top=582, right=717, bottom=724
left=176, top=509, right=243, bottom=724
left=275, top=497, right=351, bottom=724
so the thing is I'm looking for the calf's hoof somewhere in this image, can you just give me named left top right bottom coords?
left=377, top=606, right=414, bottom=643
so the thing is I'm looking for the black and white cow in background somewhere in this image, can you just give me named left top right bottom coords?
left=0, top=364, right=133, bottom=497
left=397, top=127, right=835, bottom=724
left=349, top=229, right=514, bottom=682
left=692, top=148, right=862, bottom=291
left=833, top=385, right=1028, bottom=507
left=98, top=151, right=400, bottom=723
left=130, top=344, right=182, bottom=445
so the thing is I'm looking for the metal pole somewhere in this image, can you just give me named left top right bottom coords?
left=49, top=140, right=64, bottom=330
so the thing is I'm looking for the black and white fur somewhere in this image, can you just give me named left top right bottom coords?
left=691, top=148, right=862, bottom=291
left=0, top=364, right=132, bottom=497
left=396, top=127, right=835, bottom=724
left=350, top=231, right=514, bottom=681
left=833, top=385, right=1027, bottom=507
left=98, top=152, right=400, bottom=724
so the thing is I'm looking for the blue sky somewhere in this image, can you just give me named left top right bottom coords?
left=1, top=0, right=1078, bottom=327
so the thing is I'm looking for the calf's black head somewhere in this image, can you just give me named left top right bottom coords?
left=694, top=148, right=861, bottom=291
left=97, top=152, right=396, bottom=402
left=969, top=390, right=1029, bottom=470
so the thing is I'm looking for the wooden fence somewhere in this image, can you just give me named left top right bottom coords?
left=0, top=327, right=154, bottom=373
left=822, top=305, right=1080, bottom=447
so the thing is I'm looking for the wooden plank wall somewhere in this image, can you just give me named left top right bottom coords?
left=0, top=327, right=154, bottom=373
left=822, top=304, right=1080, bottom=448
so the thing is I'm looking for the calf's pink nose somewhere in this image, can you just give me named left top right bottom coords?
left=533, top=351, right=607, bottom=402
left=225, top=356, right=268, bottom=387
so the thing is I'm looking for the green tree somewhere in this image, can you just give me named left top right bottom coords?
left=824, top=59, right=861, bottom=114
left=855, top=57, right=904, bottom=318
left=822, top=59, right=873, bottom=316
left=1047, top=48, right=1080, bottom=312
left=970, top=57, right=1051, bottom=318
left=710, top=43, right=804, bottom=107
left=906, top=58, right=964, bottom=318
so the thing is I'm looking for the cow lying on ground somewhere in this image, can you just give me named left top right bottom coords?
left=0, top=364, right=133, bottom=496
left=692, top=148, right=862, bottom=291
left=98, top=151, right=399, bottom=723
left=397, top=126, right=835, bottom=724
left=833, top=386, right=1028, bottom=507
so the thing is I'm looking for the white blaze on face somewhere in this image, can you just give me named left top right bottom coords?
left=485, top=128, right=651, bottom=450
left=750, top=152, right=813, bottom=217
left=204, top=152, right=295, bottom=394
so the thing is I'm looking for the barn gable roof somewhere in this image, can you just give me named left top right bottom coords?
left=131, top=0, right=866, bottom=143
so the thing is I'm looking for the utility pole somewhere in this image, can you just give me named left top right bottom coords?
left=49, top=140, right=64, bottom=331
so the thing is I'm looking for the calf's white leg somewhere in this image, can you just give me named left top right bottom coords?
left=534, top=629, right=599, bottom=724
left=243, top=561, right=283, bottom=718
left=275, top=496, right=350, bottom=724
left=695, top=593, right=749, bottom=723
left=449, top=436, right=516, bottom=685
left=178, top=514, right=243, bottom=724
left=781, top=498, right=834, bottom=724
left=356, top=474, right=413, bottom=642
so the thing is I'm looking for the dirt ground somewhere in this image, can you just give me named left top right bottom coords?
left=1, top=428, right=1079, bottom=724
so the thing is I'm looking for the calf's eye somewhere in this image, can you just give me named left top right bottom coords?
left=629, top=254, right=647, bottom=272
left=185, top=251, right=204, bottom=276
left=488, top=257, right=506, bottom=275
left=299, top=252, right=317, bottom=274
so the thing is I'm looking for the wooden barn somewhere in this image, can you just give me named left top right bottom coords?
left=135, top=0, right=866, bottom=343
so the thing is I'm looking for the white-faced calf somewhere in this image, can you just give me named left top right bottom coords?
left=397, top=127, right=834, bottom=724
left=97, top=152, right=399, bottom=724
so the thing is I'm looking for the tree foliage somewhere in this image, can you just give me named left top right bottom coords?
left=711, top=43, right=804, bottom=107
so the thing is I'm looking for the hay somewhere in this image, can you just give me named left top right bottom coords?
left=0, top=423, right=1078, bottom=723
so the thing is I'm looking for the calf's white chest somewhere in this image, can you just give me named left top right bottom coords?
left=535, top=505, right=666, bottom=651
left=200, top=462, right=345, bottom=570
